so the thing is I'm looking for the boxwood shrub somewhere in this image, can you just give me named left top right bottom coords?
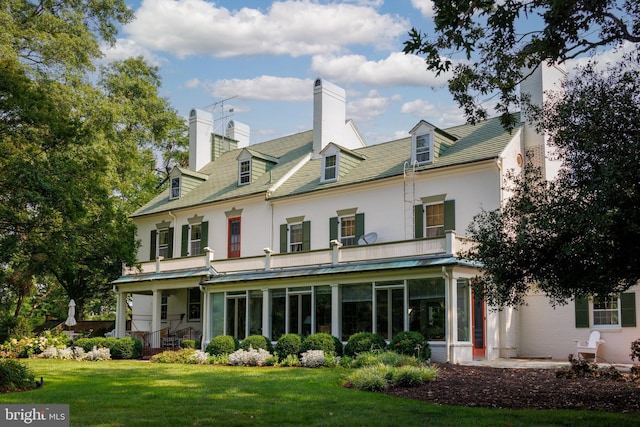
left=389, top=331, right=430, bottom=360
left=274, top=334, right=302, bottom=359
left=205, top=335, right=239, bottom=356
left=240, top=335, right=273, bottom=353
left=301, top=333, right=335, bottom=355
left=344, top=332, right=387, bottom=356
left=74, top=337, right=142, bottom=359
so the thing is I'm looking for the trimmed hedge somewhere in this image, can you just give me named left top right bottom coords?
left=301, top=333, right=336, bottom=355
left=205, top=335, right=239, bottom=356
left=274, top=334, right=302, bottom=359
left=344, top=332, right=387, bottom=356
left=240, top=335, right=273, bottom=353
left=74, top=337, right=142, bottom=359
left=390, top=331, right=431, bottom=360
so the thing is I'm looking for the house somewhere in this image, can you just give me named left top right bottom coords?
left=113, top=66, right=639, bottom=363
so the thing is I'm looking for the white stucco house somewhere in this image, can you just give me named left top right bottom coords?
left=113, top=66, right=638, bottom=363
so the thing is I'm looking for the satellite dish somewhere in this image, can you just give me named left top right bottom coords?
left=358, top=232, right=378, bottom=245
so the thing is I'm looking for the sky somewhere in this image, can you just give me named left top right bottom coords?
left=104, top=0, right=632, bottom=146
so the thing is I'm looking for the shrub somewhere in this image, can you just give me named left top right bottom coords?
left=351, top=351, right=421, bottom=368
left=390, top=331, right=430, bottom=360
left=274, top=334, right=302, bottom=359
left=346, top=364, right=389, bottom=391
left=228, top=348, right=271, bottom=366
left=333, top=336, right=344, bottom=356
left=300, top=350, right=327, bottom=368
left=180, top=339, right=196, bottom=349
left=0, top=359, right=36, bottom=392
left=84, top=346, right=111, bottom=361
left=631, top=338, right=640, bottom=362
left=206, top=335, right=239, bottom=356
left=390, top=366, right=433, bottom=387
left=279, top=354, right=300, bottom=367
left=301, top=333, right=335, bottom=355
left=344, top=332, right=387, bottom=356
left=73, top=337, right=140, bottom=359
left=151, top=349, right=209, bottom=364
left=240, top=335, right=273, bottom=353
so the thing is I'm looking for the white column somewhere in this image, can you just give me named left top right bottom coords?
left=200, top=286, right=210, bottom=349
left=262, top=289, right=271, bottom=339
left=330, top=284, right=340, bottom=339
left=115, top=290, right=127, bottom=338
left=151, top=289, right=162, bottom=347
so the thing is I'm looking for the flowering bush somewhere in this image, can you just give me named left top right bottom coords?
left=40, top=346, right=89, bottom=361
left=228, top=347, right=271, bottom=366
left=300, top=350, right=326, bottom=368
left=1, top=332, right=69, bottom=358
left=84, top=346, right=111, bottom=361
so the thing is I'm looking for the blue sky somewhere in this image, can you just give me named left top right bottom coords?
left=104, top=0, right=631, bottom=146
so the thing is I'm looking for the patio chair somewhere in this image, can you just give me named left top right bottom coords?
left=575, top=330, right=604, bottom=361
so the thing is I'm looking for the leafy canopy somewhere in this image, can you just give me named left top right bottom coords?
left=404, top=0, right=640, bottom=130
left=464, top=55, right=640, bottom=307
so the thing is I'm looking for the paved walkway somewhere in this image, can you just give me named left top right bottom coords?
left=459, top=358, right=633, bottom=372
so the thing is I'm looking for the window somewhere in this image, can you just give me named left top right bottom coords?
left=415, top=134, right=431, bottom=163
left=289, top=288, right=312, bottom=337
left=593, top=295, right=620, bottom=326
left=340, top=216, right=356, bottom=246
left=289, top=223, right=303, bottom=252
left=271, top=289, right=286, bottom=341
left=190, top=224, right=202, bottom=255
left=315, top=286, right=332, bottom=334
left=161, top=295, right=168, bottom=320
left=170, top=177, right=180, bottom=199
left=408, top=278, right=445, bottom=340
left=457, top=279, right=470, bottom=341
left=425, top=202, right=444, bottom=237
left=226, top=292, right=246, bottom=340
left=188, top=288, right=201, bottom=321
left=375, top=282, right=404, bottom=341
left=323, top=155, right=337, bottom=181
left=249, top=291, right=263, bottom=336
left=158, top=228, right=170, bottom=258
left=341, top=283, right=372, bottom=340
left=239, top=160, right=251, bottom=185
left=228, top=217, right=241, bottom=258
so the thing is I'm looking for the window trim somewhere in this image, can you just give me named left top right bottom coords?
left=592, top=294, right=621, bottom=329
left=289, top=222, right=304, bottom=253
left=158, top=228, right=170, bottom=259
left=238, top=159, right=251, bottom=185
left=412, top=130, right=434, bottom=165
left=322, top=154, right=337, bottom=182
left=425, top=201, right=445, bottom=237
left=187, top=288, right=201, bottom=321
left=170, top=177, right=180, bottom=200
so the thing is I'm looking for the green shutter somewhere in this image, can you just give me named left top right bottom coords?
left=355, top=213, right=365, bottom=241
left=181, top=225, right=189, bottom=257
left=329, top=217, right=338, bottom=245
left=444, top=200, right=456, bottom=231
left=575, top=296, right=589, bottom=328
left=280, top=224, right=288, bottom=253
left=621, top=292, right=637, bottom=327
left=302, top=221, right=311, bottom=251
left=150, top=230, right=157, bottom=261
left=414, top=204, right=424, bottom=239
left=167, top=227, right=174, bottom=259
left=201, top=221, right=209, bottom=249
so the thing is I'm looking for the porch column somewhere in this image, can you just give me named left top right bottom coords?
left=330, top=283, right=340, bottom=339
left=262, top=289, right=271, bottom=340
left=114, top=289, right=127, bottom=338
left=448, top=272, right=458, bottom=363
left=200, top=286, right=210, bottom=349
left=151, top=289, right=162, bottom=347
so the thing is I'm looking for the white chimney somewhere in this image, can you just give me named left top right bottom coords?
left=227, top=120, right=250, bottom=148
left=189, top=108, right=213, bottom=171
left=313, top=78, right=347, bottom=156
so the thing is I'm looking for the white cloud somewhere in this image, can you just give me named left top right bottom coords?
left=189, top=75, right=314, bottom=101
left=401, top=98, right=464, bottom=127
left=100, top=38, right=165, bottom=67
left=411, top=0, right=435, bottom=18
left=563, top=41, right=638, bottom=76
left=347, top=90, right=390, bottom=122
left=311, top=52, right=448, bottom=87
left=126, top=0, right=409, bottom=58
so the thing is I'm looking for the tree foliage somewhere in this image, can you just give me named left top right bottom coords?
left=404, top=0, right=640, bottom=130
left=464, top=56, right=640, bottom=306
left=0, top=1, right=187, bottom=321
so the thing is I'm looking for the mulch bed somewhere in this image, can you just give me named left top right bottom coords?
left=380, top=363, right=640, bottom=412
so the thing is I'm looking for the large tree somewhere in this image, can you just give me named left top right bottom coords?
left=0, top=1, right=187, bottom=321
left=403, top=1, right=640, bottom=129
left=464, top=57, right=640, bottom=307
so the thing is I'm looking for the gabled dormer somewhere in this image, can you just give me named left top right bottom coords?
left=409, top=120, right=457, bottom=165
left=320, top=143, right=366, bottom=183
left=168, top=167, right=208, bottom=200
left=237, top=148, right=278, bottom=186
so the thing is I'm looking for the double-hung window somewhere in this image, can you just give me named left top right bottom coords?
left=190, top=223, right=202, bottom=255
left=323, top=155, right=337, bottom=181
left=593, top=295, right=620, bottom=326
left=415, top=134, right=431, bottom=163
left=239, top=160, right=251, bottom=185
left=425, top=202, right=445, bottom=237
left=170, top=177, right=180, bottom=199
left=188, top=288, right=201, bottom=321
left=340, top=215, right=356, bottom=246
left=158, top=229, right=170, bottom=258
left=289, top=223, right=303, bottom=252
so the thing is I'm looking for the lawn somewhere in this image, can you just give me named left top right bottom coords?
left=0, top=359, right=636, bottom=426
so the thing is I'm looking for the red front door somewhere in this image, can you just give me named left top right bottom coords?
left=472, top=291, right=486, bottom=359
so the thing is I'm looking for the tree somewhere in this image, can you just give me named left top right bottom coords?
left=0, top=2, right=186, bottom=322
left=464, top=56, right=640, bottom=307
left=403, top=1, right=640, bottom=130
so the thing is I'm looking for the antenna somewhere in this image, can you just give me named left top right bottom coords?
left=204, top=95, right=238, bottom=135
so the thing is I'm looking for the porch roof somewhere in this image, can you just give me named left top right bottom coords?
left=202, top=255, right=480, bottom=286
left=112, top=267, right=216, bottom=284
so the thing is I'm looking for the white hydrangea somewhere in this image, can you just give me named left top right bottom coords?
left=56, top=347, right=75, bottom=360
left=300, top=350, right=326, bottom=368
left=191, top=350, right=209, bottom=364
left=228, top=346, right=271, bottom=366
left=41, top=346, right=59, bottom=359
left=84, top=346, right=111, bottom=361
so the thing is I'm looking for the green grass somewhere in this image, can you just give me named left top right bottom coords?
left=0, top=359, right=637, bottom=426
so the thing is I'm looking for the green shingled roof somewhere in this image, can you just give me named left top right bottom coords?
left=132, top=114, right=519, bottom=217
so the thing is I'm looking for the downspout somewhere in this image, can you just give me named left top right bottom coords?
left=442, top=266, right=452, bottom=363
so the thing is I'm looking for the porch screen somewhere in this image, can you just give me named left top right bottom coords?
left=341, top=283, right=372, bottom=341
left=408, top=278, right=445, bottom=340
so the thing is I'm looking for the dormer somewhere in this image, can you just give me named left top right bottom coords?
left=320, top=143, right=365, bottom=183
left=237, top=148, right=278, bottom=186
left=409, top=120, right=457, bottom=165
left=168, top=167, right=207, bottom=200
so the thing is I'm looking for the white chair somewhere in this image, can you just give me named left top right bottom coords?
left=575, top=330, right=605, bottom=361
